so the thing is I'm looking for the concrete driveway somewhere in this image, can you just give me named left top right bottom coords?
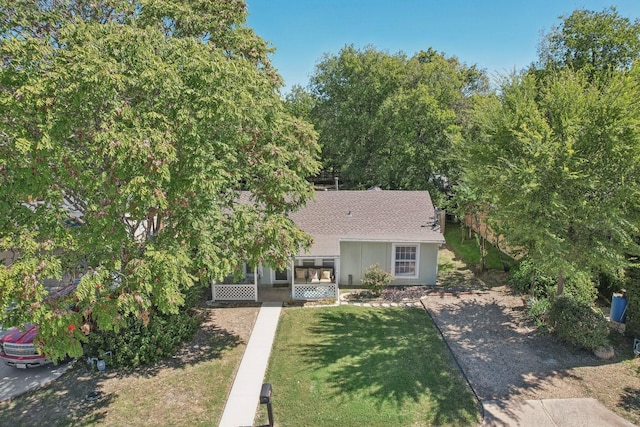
left=0, top=360, right=72, bottom=402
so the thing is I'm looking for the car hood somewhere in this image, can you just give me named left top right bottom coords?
left=1, top=324, right=38, bottom=345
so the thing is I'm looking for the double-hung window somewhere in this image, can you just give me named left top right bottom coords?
left=392, top=244, right=419, bottom=278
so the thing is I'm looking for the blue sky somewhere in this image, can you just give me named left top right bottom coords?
left=246, top=1, right=640, bottom=91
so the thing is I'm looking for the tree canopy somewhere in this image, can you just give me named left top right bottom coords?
left=0, top=0, right=319, bottom=361
left=296, top=45, right=488, bottom=203
left=457, top=6, right=640, bottom=296
left=537, top=6, right=640, bottom=79
left=459, top=69, right=640, bottom=293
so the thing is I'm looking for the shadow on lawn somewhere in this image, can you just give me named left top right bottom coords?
left=300, top=307, right=480, bottom=426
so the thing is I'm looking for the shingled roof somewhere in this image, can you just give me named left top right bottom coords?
left=289, top=190, right=445, bottom=257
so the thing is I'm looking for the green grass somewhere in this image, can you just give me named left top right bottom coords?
left=444, top=222, right=509, bottom=270
left=258, top=306, right=480, bottom=426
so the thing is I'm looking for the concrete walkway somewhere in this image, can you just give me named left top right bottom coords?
left=218, top=302, right=282, bottom=427
left=483, top=398, right=635, bottom=426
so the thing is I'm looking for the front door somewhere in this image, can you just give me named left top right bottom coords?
left=273, top=268, right=290, bottom=284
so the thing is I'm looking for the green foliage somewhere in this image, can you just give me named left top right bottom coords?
left=625, top=263, right=640, bottom=338
left=538, top=6, right=640, bottom=79
left=509, top=259, right=597, bottom=303
left=548, top=296, right=609, bottom=350
left=596, top=270, right=626, bottom=302
left=307, top=45, right=488, bottom=202
left=459, top=66, right=640, bottom=296
left=563, top=270, right=598, bottom=304
left=508, top=259, right=556, bottom=297
left=361, top=264, right=394, bottom=297
left=83, top=308, right=200, bottom=368
left=524, top=297, right=551, bottom=330
left=0, top=0, right=320, bottom=362
left=458, top=7, right=640, bottom=298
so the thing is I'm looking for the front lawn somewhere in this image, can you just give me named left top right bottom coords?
left=0, top=306, right=259, bottom=427
left=258, top=306, right=480, bottom=426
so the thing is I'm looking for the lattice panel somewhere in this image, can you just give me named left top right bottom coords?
left=292, top=284, right=337, bottom=300
left=213, top=284, right=257, bottom=301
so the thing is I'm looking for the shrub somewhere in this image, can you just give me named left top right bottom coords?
left=548, top=296, right=609, bottom=350
left=84, top=308, right=201, bottom=368
left=509, top=260, right=597, bottom=303
left=563, top=270, right=598, bottom=304
left=508, top=259, right=555, bottom=297
left=361, top=264, right=393, bottom=297
left=524, top=297, right=551, bottom=330
left=596, top=270, right=625, bottom=301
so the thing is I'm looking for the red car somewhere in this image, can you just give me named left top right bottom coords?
left=0, top=279, right=80, bottom=368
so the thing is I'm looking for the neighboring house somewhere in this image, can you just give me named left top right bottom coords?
left=212, top=189, right=446, bottom=302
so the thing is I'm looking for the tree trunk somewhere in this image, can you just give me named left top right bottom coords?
left=480, top=236, right=487, bottom=272
left=530, top=271, right=536, bottom=297
left=557, top=271, right=565, bottom=296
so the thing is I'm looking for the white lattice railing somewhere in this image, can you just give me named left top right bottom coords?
left=292, top=283, right=338, bottom=300
left=212, top=284, right=258, bottom=301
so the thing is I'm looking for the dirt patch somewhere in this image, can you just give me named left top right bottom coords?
left=424, top=248, right=640, bottom=425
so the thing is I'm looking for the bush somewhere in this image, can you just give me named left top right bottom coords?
left=563, top=270, right=598, bottom=304
left=524, top=297, right=551, bottom=330
left=548, top=296, right=609, bottom=350
left=509, top=260, right=597, bottom=303
left=596, top=270, right=625, bottom=301
left=361, top=264, right=393, bottom=297
left=508, top=259, right=555, bottom=297
left=84, top=309, right=200, bottom=367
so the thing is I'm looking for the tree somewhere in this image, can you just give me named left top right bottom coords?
left=458, top=68, right=640, bottom=296
left=537, top=6, right=640, bottom=80
left=306, top=45, right=488, bottom=202
left=0, top=0, right=320, bottom=361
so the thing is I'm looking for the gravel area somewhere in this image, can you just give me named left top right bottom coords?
left=422, top=285, right=640, bottom=424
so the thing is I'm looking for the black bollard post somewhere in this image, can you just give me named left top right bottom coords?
left=260, top=383, right=274, bottom=427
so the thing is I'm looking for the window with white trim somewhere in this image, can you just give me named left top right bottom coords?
left=392, top=244, right=419, bottom=278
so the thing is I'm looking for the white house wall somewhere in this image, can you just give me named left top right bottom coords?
left=339, top=241, right=439, bottom=286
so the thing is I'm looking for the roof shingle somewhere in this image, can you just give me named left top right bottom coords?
left=289, top=190, right=445, bottom=257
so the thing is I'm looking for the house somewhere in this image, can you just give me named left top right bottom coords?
left=211, top=189, right=446, bottom=301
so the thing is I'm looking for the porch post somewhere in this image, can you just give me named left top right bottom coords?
left=290, top=257, right=295, bottom=300
left=335, top=257, right=340, bottom=301
left=254, top=265, right=258, bottom=302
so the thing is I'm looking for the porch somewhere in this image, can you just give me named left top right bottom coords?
left=211, top=282, right=340, bottom=303
left=211, top=257, right=340, bottom=302
left=210, top=258, right=340, bottom=303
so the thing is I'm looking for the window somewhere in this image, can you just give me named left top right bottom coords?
left=392, top=244, right=419, bottom=278
left=302, top=259, right=316, bottom=267
left=322, top=259, right=335, bottom=268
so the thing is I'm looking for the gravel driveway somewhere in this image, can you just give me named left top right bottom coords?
left=422, top=287, right=617, bottom=401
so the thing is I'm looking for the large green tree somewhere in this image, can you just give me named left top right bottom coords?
left=458, top=7, right=640, bottom=302
left=459, top=68, right=640, bottom=295
left=304, top=45, right=487, bottom=202
left=0, top=0, right=319, bottom=361
left=537, top=6, right=640, bottom=79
